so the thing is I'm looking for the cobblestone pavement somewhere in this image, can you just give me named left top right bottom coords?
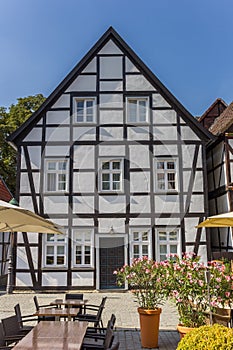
left=0, top=291, right=180, bottom=349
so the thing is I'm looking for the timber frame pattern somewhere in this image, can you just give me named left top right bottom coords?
left=8, top=27, right=215, bottom=291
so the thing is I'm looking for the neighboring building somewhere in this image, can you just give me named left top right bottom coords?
left=8, top=27, right=214, bottom=291
left=0, top=176, right=13, bottom=287
left=201, top=101, right=233, bottom=256
left=198, top=98, right=227, bottom=130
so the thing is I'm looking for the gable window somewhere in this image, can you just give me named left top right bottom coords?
left=73, top=229, right=94, bottom=267
left=130, top=229, right=151, bottom=262
left=99, top=159, right=123, bottom=192
left=157, top=229, right=179, bottom=261
left=45, top=160, right=68, bottom=192
left=155, top=159, right=177, bottom=191
left=74, top=97, right=96, bottom=123
left=126, top=97, right=149, bottom=123
left=44, top=233, right=67, bottom=267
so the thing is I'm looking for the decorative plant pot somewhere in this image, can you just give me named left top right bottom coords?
left=137, top=307, right=162, bottom=348
left=177, top=323, right=195, bottom=339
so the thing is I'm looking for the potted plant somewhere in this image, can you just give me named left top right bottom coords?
left=164, top=253, right=209, bottom=338
left=114, top=256, right=167, bottom=348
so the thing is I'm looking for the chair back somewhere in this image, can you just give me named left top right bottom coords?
left=14, top=303, right=23, bottom=329
left=2, top=315, right=21, bottom=337
left=0, top=323, right=6, bottom=346
left=65, top=293, right=83, bottom=300
left=103, top=328, right=114, bottom=349
left=33, top=296, right=40, bottom=311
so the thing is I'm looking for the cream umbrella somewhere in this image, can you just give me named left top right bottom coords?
left=196, top=212, right=233, bottom=228
left=0, top=200, right=64, bottom=293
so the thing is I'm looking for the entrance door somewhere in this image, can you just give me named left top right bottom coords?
left=99, top=237, right=124, bottom=289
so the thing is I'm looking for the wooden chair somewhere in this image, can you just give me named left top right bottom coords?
left=33, top=296, right=56, bottom=321
left=212, top=308, right=232, bottom=328
left=76, top=297, right=107, bottom=328
left=14, top=304, right=37, bottom=334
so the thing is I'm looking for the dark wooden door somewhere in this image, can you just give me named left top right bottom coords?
left=99, top=237, right=124, bottom=289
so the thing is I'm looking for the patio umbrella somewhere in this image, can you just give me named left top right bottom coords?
left=0, top=200, right=64, bottom=293
left=196, top=212, right=233, bottom=228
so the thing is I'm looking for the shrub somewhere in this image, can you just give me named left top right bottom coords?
left=177, top=324, right=233, bottom=350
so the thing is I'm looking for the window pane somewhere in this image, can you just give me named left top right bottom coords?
left=167, top=162, right=175, bottom=169
left=47, top=173, right=56, bottom=191
left=142, top=232, right=148, bottom=241
left=46, top=256, right=54, bottom=265
left=86, top=100, right=94, bottom=122
left=57, top=256, right=65, bottom=265
left=133, top=232, right=139, bottom=241
left=133, top=245, right=139, bottom=255
left=47, top=234, right=54, bottom=242
left=157, top=162, right=164, bottom=169
left=48, top=162, right=56, bottom=170
left=58, top=174, right=66, bottom=191
left=102, top=162, right=110, bottom=170
left=112, top=182, right=120, bottom=190
left=102, top=174, right=110, bottom=181
left=139, top=100, right=147, bottom=122
left=47, top=246, right=54, bottom=254
left=160, top=245, right=167, bottom=254
left=128, top=100, right=137, bottom=122
left=102, top=182, right=110, bottom=190
left=58, top=162, right=67, bottom=170
left=142, top=245, right=148, bottom=255
left=159, top=232, right=167, bottom=241
left=170, top=245, right=177, bottom=254
left=112, top=161, right=120, bottom=169
left=113, top=173, right=120, bottom=181
left=57, top=246, right=65, bottom=255
left=169, top=232, right=177, bottom=241
left=77, top=101, right=84, bottom=122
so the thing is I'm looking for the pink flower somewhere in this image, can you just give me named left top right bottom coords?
left=225, top=292, right=230, bottom=298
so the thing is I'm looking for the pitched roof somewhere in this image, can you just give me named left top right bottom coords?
left=209, top=102, right=233, bottom=135
left=0, top=176, right=13, bottom=202
left=198, top=98, right=228, bottom=122
left=7, top=26, right=214, bottom=146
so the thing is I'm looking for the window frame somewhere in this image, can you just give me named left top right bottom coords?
left=73, top=97, right=97, bottom=124
left=156, top=228, right=180, bottom=262
left=129, top=228, right=152, bottom=263
left=72, top=229, right=94, bottom=268
left=99, top=158, right=124, bottom=193
left=126, top=97, right=149, bottom=124
left=155, top=158, right=178, bottom=192
left=45, top=159, right=69, bottom=193
left=43, top=233, right=67, bottom=268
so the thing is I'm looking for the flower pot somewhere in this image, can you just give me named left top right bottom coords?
left=177, top=323, right=195, bottom=339
left=137, top=307, right=162, bottom=348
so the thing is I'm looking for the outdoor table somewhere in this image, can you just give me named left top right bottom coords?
left=34, top=307, right=79, bottom=321
left=12, top=320, right=88, bottom=349
left=50, top=298, right=88, bottom=309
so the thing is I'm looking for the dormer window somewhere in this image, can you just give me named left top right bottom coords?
left=74, top=97, right=96, bottom=123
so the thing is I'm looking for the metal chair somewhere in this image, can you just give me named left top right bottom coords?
left=106, top=342, right=120, bottom=350
left=14, top=304, right=37, bottom=334
left=1, top=316, right=25, bottom=346
left=33, top=296, right=56, bottom=321
left=65, top=293, right=84, bottom=314
left=81, top=327, right=114, bottom=350
left=85, top=314, right=116, bottom=336
left=0, top=322, right=14, bottom=349
left=76, top=296, right=107, bottom=328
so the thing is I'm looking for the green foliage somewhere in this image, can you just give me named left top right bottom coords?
left=177, top=324, right=233, bottom=350
left=114, top=257, right=167, bottom=309
left=0, top=94, right=45, bottom=195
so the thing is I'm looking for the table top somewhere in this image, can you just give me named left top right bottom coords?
left=13, top=320, right=88, bottom=350
left=34, top=307, right=79, bottom=317
left=50, top=299, right=88, bottom=307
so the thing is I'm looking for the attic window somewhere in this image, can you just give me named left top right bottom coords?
left=73, top=97, right=96, bottom=123
left=126, top=97, right=149, bottom=123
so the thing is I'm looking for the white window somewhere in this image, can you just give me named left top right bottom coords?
left=73, top=229, right=94, bottom=267
left=45, top=160, right=68, bottom=192
left=155, top=159, right=177, bottom=191
left=99, top=159, right=123, bottom=192
left=74, top=97, right=96, bottom=123
left=44, top=233, right=67, bottom=267
left=126, top=97, right=149, bottom=123
left=157, top=229, right=179, bottom=261
left=130, top=229, right=151, bottom=262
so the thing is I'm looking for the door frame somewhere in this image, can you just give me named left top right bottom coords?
left=96, top=234, right=128, bottom=290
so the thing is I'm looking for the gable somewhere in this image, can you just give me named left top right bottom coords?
left=8, top=27, right=214, bottom=145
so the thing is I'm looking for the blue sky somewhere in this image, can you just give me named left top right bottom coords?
left=0, top=0, right=233, bottom=116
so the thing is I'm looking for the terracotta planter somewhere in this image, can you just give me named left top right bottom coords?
left=137, top=307, right=162, bottom=348
left=177, top=323, right=195, bottom=339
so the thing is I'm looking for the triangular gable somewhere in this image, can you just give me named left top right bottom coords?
left=209, top=101, right=233, bottom=135
left=8, top=26, right=214, bottom=146
left=199, top=98, right=228, bottom=130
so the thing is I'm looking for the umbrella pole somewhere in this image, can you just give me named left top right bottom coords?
left=6, top=232, right=14, bottom=294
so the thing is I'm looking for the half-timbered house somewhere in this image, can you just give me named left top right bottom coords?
left=8, top=27, right=214, bottom=291
left=201, top=101, right=233, bottom=256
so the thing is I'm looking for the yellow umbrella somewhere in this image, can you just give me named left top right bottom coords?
left=196, top=212, right=233, bottom=228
